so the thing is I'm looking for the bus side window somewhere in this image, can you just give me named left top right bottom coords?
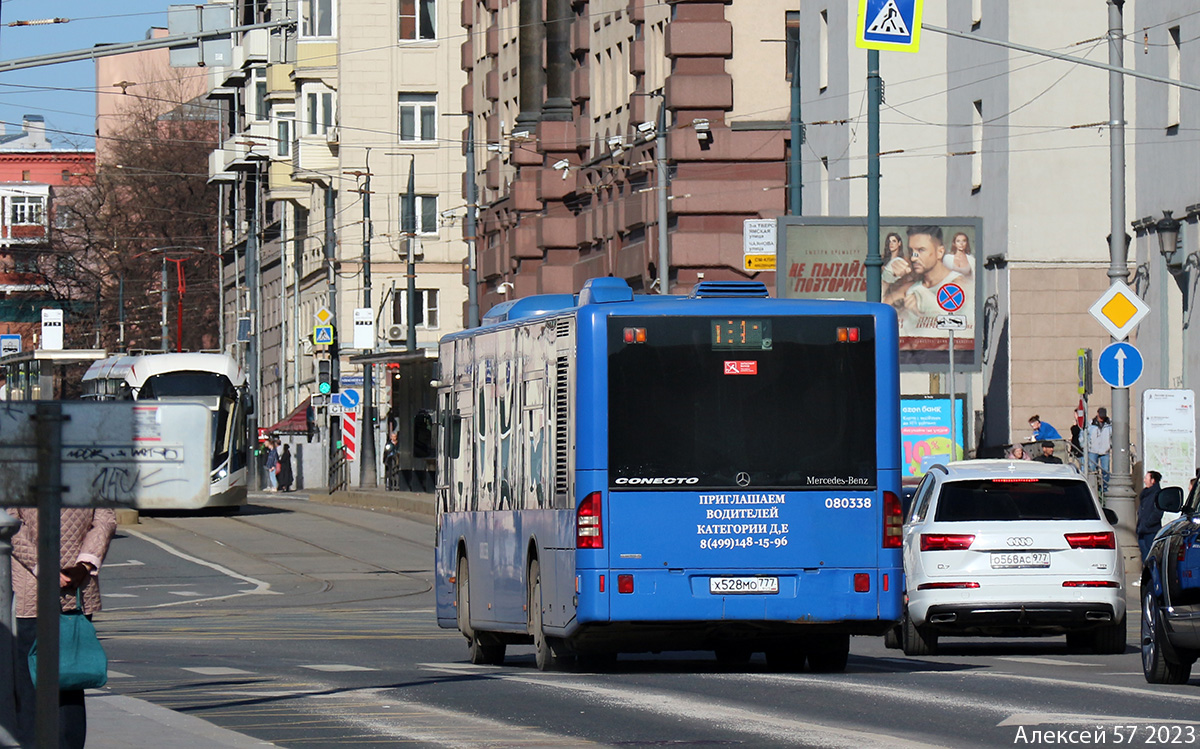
left=414, top=409, right=434, bottom=458
left=450, top=415, right=462, bottom=460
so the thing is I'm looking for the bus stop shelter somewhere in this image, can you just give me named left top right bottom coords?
left=0, top=348, right=107, bottom=400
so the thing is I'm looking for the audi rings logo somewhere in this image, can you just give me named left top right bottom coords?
left=736, top=472, right=751, bottom=487
left=1006, top=537, right=1035, bottom=547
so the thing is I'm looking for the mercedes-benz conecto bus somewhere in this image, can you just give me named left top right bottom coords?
left=434, top=278, right=903, bottom=670
left=81, top=352, right=249, bottom=510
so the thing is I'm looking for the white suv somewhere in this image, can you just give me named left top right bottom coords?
left=897, top=460, right=1125, bottom=656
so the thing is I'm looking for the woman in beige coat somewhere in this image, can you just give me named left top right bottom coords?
left=8, top=507, right=116, bottom=749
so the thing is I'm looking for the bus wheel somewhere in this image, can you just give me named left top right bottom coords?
left=458, top=555, right=505, bottom=665
left=528, top=560, right=560, bottom=671
left=714, top=646, right=753, bottom=667
left=806, top=634, right=850, bottom=673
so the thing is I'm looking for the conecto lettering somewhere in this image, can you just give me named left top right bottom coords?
left=614, top=477, right=700, bottom=485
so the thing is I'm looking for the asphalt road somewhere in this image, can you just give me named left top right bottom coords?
left=94, top=496, right=1200, bottom=748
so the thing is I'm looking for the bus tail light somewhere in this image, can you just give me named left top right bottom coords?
left=577, top=491, right=603, bottom=549
left=920, top=534, right=975, bottom=551
left=883, top=491, right=902, bottom=548
left=854, top=573, right=870, bottom=592
left=617, top=574, right=634, bottom=594
left=1064, top=532, right=1115, bottom=549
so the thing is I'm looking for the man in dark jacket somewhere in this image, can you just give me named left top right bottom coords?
left=1032, top=441, right=1063, bottom=464
left=1137, top=470, right=1164, bottom=561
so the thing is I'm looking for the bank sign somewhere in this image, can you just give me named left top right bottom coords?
left=901, top=394, right=965, bottom=480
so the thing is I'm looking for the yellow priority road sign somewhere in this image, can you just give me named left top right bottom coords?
left=1088, top=281, right=1149, bottom=341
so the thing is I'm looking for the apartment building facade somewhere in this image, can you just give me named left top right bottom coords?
left=206, top=0, right=468, bottom=435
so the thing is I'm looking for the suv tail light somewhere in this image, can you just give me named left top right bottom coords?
left=577, top=492, right=603, bottom=549
left=921, top=534, right=975, bottom=551
left=1062, top=580, right=1120, bottom=588
left=883, top=491, right=902, bottom=548
left=1064, top=532, right=1115, bottom=549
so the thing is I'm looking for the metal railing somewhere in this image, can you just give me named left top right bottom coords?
left=328, top=449, right=348, bottom=494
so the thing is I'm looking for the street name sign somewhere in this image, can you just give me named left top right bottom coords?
left=936, top=314, right=967, bottom=330
left=1089, top=281, right=1149, bottom=341
left=1098, top=342, right=1144, bottom=389
left=0, top=401, right=212, bottom=507
left=856, top=0, right=924, bottom=53
left=743, top=219, right=777, bottom=271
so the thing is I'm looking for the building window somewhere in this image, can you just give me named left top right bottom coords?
left=61, top=170, right=71, bottom=183
left=301, top=0, right=334, bottom=37
left=394, top=288, right=440, bottom=330
left=402, top=194, right=439, bottom=235
left=819, top=10, right=829, bottom=92
left=400, top=0, right=435, bottom=40
left=276, top=110, right=294, bottom=156
left=399, top=94, right=436, bottom=142
left=20, top=171, right=30, bottom=182
left=253, top=68, right=268, bottom=122
left=1168, top=26, right=1181, bottom=130
left=306, top=90, right=335, bottom=135
left=971, top=99, right=983, bottom=191
left=10, top=196, right=44, bottom=225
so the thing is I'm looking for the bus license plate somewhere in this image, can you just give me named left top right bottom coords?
left=990, top=552, right=1050, bottom=569
left=709, top=577, right=779, bottom=594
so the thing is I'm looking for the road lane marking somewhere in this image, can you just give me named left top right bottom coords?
left=103, top=594, right=138, bottom=598
left=998, top=657, right=1100, bottom=667
left=998, top=713, right=1197, bottom=727
left=301, top=665, right=378, bottom=672
left=102, top=560, right=145, bottom=567
left=956, top=671, right=1200, bottom=703
left=422, top=663, right=950, bottom=748
left=119, top=528, right=278, bottom=608
left=182, top=667, right=254, bottom=676
left=168, top=591, right=203, bottom=597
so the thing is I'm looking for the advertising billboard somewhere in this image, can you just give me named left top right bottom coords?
left=901, top=394, right=965, bottom=481
left=777, top=217, right=983, bottom=369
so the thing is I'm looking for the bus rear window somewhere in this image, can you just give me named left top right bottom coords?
left=934, top=480, right=1099, bottom=522
left=607, top=316, right=877, bottom=490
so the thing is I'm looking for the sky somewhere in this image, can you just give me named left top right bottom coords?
left=0, top=0, right=170, bottom=149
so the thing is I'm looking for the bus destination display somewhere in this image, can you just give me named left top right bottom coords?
left=712, top=319, right=771, bottom=350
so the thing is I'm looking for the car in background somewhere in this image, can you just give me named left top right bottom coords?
left=1141, top=482, right=1199, bottom=684
left=894, top=460, right=1125, bottom=656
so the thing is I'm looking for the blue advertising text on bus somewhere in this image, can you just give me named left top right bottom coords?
left=434, top=278, right=903, bottom=671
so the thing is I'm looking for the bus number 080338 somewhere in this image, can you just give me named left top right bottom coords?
left=825, top=497, right=872, bottom=509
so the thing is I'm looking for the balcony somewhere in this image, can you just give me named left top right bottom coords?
left=221, top=121, right=273, bottom=171
left=208, top=149, right=237, bottom=183
left=291, top=136, right=338, bottom=183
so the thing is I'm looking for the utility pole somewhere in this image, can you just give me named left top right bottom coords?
left=789, top=42, right=802, bottom=216
left=325, top=185, right=339, bottom=474
left=655, top=94, right=670, bottom=295
left=465, top=119, right=479, bottom=327
left=865, top=49, right=883, bottom=303
left=1106, top=0, right=1136, bottom=567
left=405, top=157, right=417, bottom=351
left=160, top=257, right=169, bottom=350
left=356, top=160, right=378, bottom=488
left=245, top=166, right=261, bottom=490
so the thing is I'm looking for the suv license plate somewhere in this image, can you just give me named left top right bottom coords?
left=709, top=576, right=779, bottom=594
left=990, top=552, right=1050, bottom=569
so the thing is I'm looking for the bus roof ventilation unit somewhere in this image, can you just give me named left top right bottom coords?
left=689, top=281, right=771, bottom=299
left=579, top=278, right=635, bottom=305
left=482, top=294, right=577, bottom=324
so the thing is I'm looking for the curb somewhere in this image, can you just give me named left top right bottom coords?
left=307, top=489, right=435, bottom=521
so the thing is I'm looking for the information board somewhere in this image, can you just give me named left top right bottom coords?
left=1142, top=389, right=1196, bottom=496
left=900, top=394, right=965, bottom=480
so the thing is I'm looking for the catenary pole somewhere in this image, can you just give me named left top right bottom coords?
left=866, top=50, right=882, bottom=303
left=1105, top=0, right=1137, bottom=567
left=465, top=119, right=479, bottom=328
left=359, top=162, right=378, bottom=488
left=656, top=95, right=670, bottom=294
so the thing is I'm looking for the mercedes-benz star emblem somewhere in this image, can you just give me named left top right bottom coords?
left=736, top=472, right=751, bottom=487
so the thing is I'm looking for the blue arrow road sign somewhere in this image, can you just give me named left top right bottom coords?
left=1098, top=342, right=1144, bottom=389
left=339, top=389, right=361, bottom=410
left=857, top=0, right=924, bottom=53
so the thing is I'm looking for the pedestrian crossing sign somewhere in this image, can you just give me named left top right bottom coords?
left=314, top=325, right=334, bottom=345
left=856, top=0, right=923, bottom=53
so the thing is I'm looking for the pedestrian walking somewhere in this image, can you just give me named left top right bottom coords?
left=7, top=507, right=117, bottom=749
left=1087, top=407, right=1113, bottom=495
left=264, top=438, right=279, bottom=492
left=278, top=443, right=294, bottom=492
left=1137, top=470, right=1164, bottom=561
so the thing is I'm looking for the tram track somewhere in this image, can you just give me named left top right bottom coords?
left=123, top=497, right=434, bottom=609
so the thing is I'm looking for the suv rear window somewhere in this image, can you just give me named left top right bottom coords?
left=935, top=479, right=1099, bottom=522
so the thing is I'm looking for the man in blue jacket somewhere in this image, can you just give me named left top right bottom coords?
left=1028, top=414, right=1061, bottom=442
left=1137, top=470, right=1164, bottom=561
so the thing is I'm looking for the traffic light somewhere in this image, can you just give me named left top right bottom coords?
left=318, top=359, right=332, bottom=394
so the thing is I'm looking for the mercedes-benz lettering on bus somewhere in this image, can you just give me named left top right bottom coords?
left=81, top=353, right=250, bottom=510
left=434, top=278, right=903, bottom=670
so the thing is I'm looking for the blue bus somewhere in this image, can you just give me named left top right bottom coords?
left=434, top=278, right=903, bottom=670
